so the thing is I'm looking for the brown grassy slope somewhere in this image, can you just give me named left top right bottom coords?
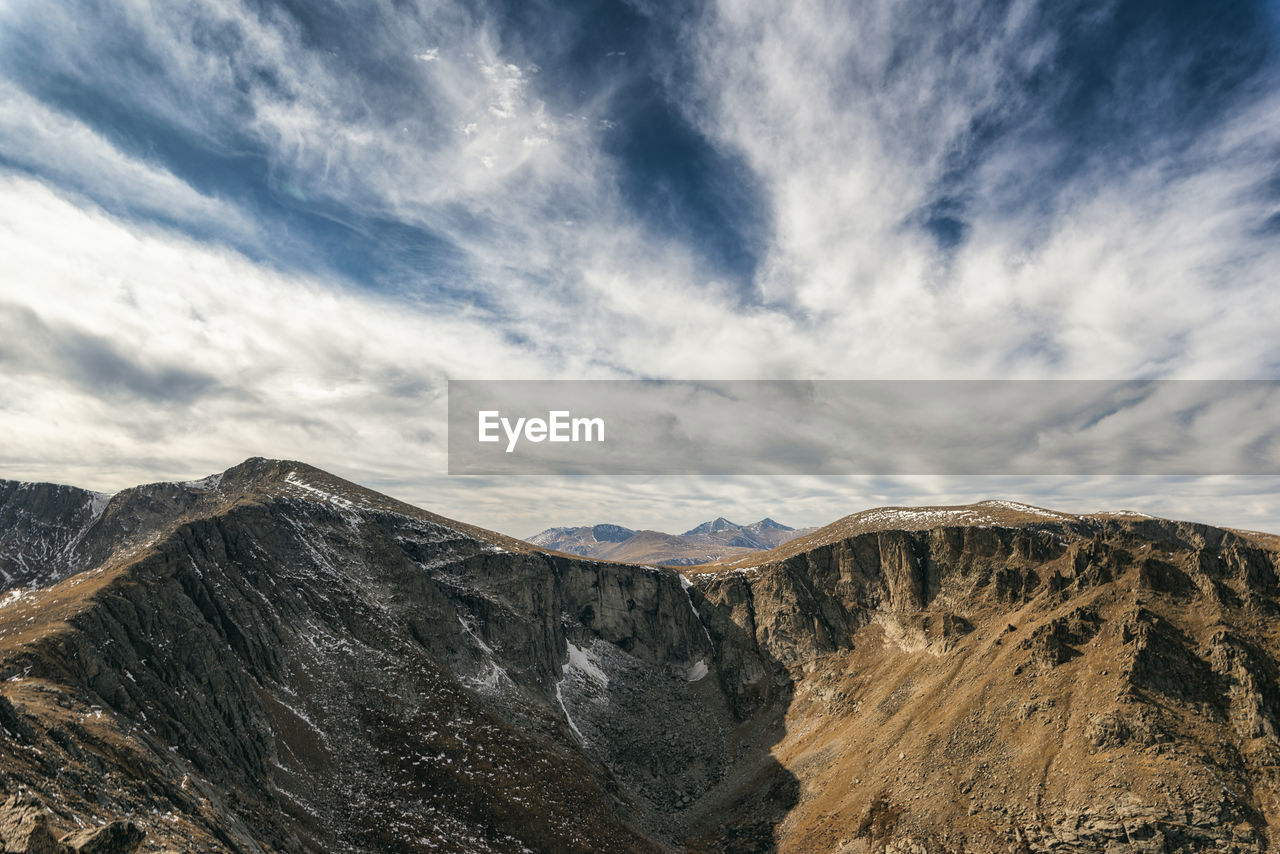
left=590, top=530, right=759, bottom=565
left=682, top=512, right=1280, bottom=853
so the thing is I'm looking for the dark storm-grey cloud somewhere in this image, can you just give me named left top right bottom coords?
left=0, top=303, right=221, bottom=405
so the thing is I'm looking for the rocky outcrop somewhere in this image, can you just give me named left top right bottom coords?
left=0, top=481, right=104, bottom=589
left=0, top=794, right=65, bottom=854
left=0, top=795, right=140, bottom=854
left=59, top=821, right=144, bottom=854
left=681, top=510, right=1280, bottom=853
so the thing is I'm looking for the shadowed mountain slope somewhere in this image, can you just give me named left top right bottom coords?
left=0, top=459, right=794, bottom=853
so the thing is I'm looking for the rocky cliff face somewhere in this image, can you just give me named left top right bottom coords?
left=0, top=479, right=107, bottom=588
left=685, top=506, right=1280, bottom=852
left=0, top=466, right=1278, bottom=853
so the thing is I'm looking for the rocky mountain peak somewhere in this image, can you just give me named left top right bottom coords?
left=682, top=516, right=741, bottom=536
left=743, top=517, right=792, bottom=533
left=529, top=514, right=811, bottom=565
left=590, top=523, right=635, bottom=542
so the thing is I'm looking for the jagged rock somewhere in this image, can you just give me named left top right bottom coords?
left=1017, top=606, right=1102, bottom=671
left=1087, top=707, right=1172, bottom=752
left=0, top=794, right=67, bottom=854
left=0, top=802, right=142, bottom=854
left=0, top=698, right=35, bottom=744
left=884, top=836, right=929, bottom=854
left=59, top=821, right=143, bottom=854
left=1207, top=628, right=1280, bottom=740
left=1121, top=608, right=1226, bottom=715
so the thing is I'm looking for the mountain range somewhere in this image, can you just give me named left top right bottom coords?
left=0, top=459, right=1277, bottom=852
left=526, top=517, right=813, bottom=566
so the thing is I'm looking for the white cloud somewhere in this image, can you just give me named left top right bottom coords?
left=4, top=0, right=1277, bottom=383
left=0, top=81, right=255, bottom=242
left=2, top=175, right=1279, bottom=538
left=0, top=174, right=554, bottom=489
left=1, top=0, right=1279, bottom=536
left=682, top=0, right=1280, bottom=378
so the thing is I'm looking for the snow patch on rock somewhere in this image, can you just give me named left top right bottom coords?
left=183, top=473, right=223, bottom=491
left=565, top=641, right=609, bottom=688
left=88, top=491, right=113, bottom=522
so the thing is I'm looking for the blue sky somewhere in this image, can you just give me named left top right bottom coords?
left=2, top=0, right=1280, bottom=536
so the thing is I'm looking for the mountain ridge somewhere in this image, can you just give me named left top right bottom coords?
left=1, top=459, right=716, bottom=852
left=527, top=515, right=811, bottom=566
left=0, top=460, right=1278, bottom=852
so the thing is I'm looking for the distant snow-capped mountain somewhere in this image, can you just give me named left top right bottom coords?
left=527, top=517, right=811, bottom=565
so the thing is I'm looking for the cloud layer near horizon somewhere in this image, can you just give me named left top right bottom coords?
left=2, top=0, right=1279, bottom=535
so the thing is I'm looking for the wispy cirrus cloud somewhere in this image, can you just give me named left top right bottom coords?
left=1, top=0, right=1279, bottom=535
left=0, top=81, right=257, bottom=243
left=679, top=0, right=1280, bottom=378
